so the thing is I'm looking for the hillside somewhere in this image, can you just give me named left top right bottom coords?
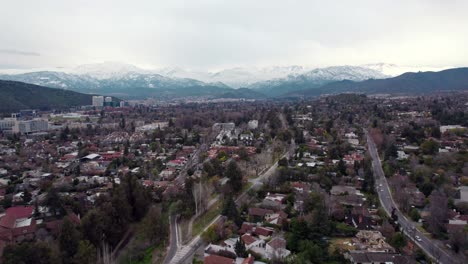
left=0, top=80, right=95, bottom=112
left=290, top=68, right=468, bottom=97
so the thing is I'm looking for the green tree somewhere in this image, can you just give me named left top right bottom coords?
left=201, top=225, right=218, bottom=243
left=221, top=196, right=240, bottom=225
left=138, top=206, right=168, bottom=243
left=225, top=160, right=243, bottom=193
left=235, top=238, right=247, bottom=257
left=80, top=209, right=105, bottom=247
left=389, top=232, right=406, bottom=251
left=3, top=242, right=60, bottom=264
left=59, top=217, right=80, bottom=259
left=409, top=208, right=421, bottom=222
left=72, top=240, right=96, bottom=264
left=420, top=139, right=439, bottom=155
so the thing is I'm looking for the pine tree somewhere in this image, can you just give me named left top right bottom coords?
left=235, top=238, right=247, bottom=257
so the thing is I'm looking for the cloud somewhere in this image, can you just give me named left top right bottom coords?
left=0, top=0, right=467, bottom=69
left=0, top=49, right=40, bottom=57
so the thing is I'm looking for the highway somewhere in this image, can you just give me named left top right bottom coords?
left=365, top=130, right=465, bottom=264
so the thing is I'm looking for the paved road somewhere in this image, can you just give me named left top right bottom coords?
left=166, top=140, right=296, bottom=264
left=365, top=130, right=465, bottom=264
left=163, top=215, right=180, bottom=264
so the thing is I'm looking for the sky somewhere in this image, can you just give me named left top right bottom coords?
left=1, top=0, right=467, bottom=70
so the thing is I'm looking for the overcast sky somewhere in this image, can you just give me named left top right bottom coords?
left=1, top=0, right=467, bottom=70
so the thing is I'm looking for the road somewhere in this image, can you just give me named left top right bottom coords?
left=365, top=130, right=465, bottom=264
left=163, top=215, right=180, bottom=264
left=165, top=140, right=295, bottom=264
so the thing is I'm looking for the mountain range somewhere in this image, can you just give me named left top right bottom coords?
left=0, top=62, right=463, bottom=100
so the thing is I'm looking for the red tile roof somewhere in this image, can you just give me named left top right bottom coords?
left=204, top=255, right=235, bottom=264
left=241, top=234, right=258, bottom=246
left=248, top=207, right=273, bottom=217
left=268, top=237, right=287, bottom=250
left=242, top=256, right=255, bottom=264
left=5, top=206, right=34, bottom=219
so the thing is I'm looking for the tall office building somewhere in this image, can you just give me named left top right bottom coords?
left=92, top=96, right=104, bottom=107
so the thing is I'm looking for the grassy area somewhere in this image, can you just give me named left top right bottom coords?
left=192, top=199, right=222, bottom=236
left=241, top=182, right=253, bottom=193
left=124, top=245, right=155, bottom=264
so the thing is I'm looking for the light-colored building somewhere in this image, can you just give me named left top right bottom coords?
left=0, top=118, right=17, bottom=131
left=105, top=96, right=112, bottom=103
left=248, top=120, right=259, bottom=130
left=92, top=96, right=104, bottom=107
left=12, top=119, right=49, bottom=134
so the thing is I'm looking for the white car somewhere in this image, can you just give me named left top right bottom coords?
left=415, top=235, right=422, bottom=242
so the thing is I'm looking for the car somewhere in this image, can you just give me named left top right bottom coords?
left=415, top=235, right=422, bottom=242
left=379, top=184, right=383, bottom=187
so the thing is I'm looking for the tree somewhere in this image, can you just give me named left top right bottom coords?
left=235, top=238, right=247, bottom=257
left=72, top=240, right=97, bottom=264
left=59, top=217, right=80, bottom=259
left=337, top=159, right=347, bottom=176
left=221, top=196, right=240, bottom=225
left=225, top=160, right=243, bottom=193
left=139, top=206, right=168, bottom=243
left=201, top=225, right=219, bottom=243
left=80, top=209, right=105, bottom=247
left=389, top=232, right=406, bottom=251
left=420, top=139, right=439, bottom=155
left=428, top=189, right=448, bottom=236
left=3, top=242, right=60, bottom=264
left=409, top=208, right=421, bottom=222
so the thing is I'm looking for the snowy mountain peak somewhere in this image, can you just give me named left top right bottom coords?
left=72, top=61, right=150, bottom=79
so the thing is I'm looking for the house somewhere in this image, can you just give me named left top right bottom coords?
left=455, top=186, right=468, bottom=205
left=265, top=211, right=288, bottom=226
left=204, top=254, right=235, bottom=264
left=265, top=237, right=291, bottom=260
left=264, top=193, right=287, bottom=205
left=346, top=252, right=415, bottom=264
left=248, top=208, right=273, bottom=222
left=241, top=234, right=265, bottom=251
left=0, top=206, right=36, bottom=244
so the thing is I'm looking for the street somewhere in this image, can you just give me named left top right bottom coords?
left=164, top=140, right=295, bottom=264
left=365, top=130, right=464, bottom=264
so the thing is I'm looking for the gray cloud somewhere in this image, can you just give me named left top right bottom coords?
left=0, top=49, right=40, bottom=56
left=0, top=0, right=467, bottom=69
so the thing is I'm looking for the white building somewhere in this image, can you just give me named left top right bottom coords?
left=248, top=120, right=259, bottom=130
left=0, top=118, right=17, bottom=131
left=92, top=96, right=104, bottom=107
left=12, top=119, right=49, bottom=134
left=105, top=96, right=112, bottom=103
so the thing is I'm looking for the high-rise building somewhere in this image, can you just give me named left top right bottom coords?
left=92, top=96, right=104, bottom=107
left=105, top=97, right=112, bottom=103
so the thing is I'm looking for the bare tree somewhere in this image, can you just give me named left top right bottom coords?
left=428, top=189, right=448, bottom=236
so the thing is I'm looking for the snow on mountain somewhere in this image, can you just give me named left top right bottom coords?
left=71, top=61, right=151, bottom=79
left=155, top=65, right=311, bottom=88
left=361, top=63, right=451, bottom=77
left=299, top=65, right=388, bottom=81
